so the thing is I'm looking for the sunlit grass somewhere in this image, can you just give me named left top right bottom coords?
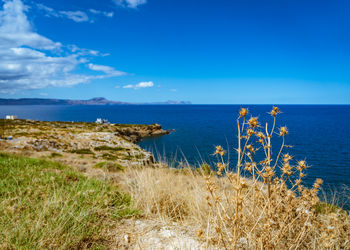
left=0, top=153, right=138, bottom=249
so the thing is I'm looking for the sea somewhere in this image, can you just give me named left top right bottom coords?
left=1, top=105, right=349, bottom=208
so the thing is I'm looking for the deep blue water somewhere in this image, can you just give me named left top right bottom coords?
left=1, top=105, right=349, bottom=206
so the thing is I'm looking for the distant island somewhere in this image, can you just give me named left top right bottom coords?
left=0, top=97, right=191, bottom=105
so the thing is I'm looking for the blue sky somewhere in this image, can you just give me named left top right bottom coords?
left=0, top=0, right=349, bottom=104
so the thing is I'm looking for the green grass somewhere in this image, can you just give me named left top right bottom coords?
left=70, top=148, right=94, bottom=155
left=196, top=163, right=212, bottom=176
left=315, top=202, right=344, bottom=214
left=94, top=162, right=125, bottom=172
left=94, top=146, right=127, bottom=152
left=101, top=153, right=118, bottom=161
left=122, top=153, right=145, bottom=161
left=0, top=153, right=138, bottom=249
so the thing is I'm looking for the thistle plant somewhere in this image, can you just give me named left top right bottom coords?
left=202, top=106, right=340, bottom=249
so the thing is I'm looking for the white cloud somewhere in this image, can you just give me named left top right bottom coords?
left=0, top=0, right=124, bottom=93
left=89, top=9, right=114, bottom=18
left=59, top=11, right=89, bottom=23
left=36, top=4, right=114, bottom=23
left=123, top=81, right=154, bottom=89
left=113, top=0, right=147, bottom=8
left=0, top=0, right=60, bottom=50
left=36, top=3, right=90, bottom=23
left=88, top=63, right=125, bottom=76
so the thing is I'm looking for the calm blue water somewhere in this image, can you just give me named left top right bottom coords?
left=1, top=105, right=349, bottom=206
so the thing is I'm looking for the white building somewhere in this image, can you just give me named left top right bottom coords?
left=5, top=115, right=17, bottom=120
left=95, top=118, right=110, bottom=124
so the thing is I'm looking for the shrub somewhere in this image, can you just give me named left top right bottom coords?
left=70, top=148, right=93, bottom=155
left=94, top=161, right=125, bottom=172
left=196, top=163, right=212, bottom=176
left=94, top=146, right=126, bottom=152
left=200, top=106, right=350, bottom=249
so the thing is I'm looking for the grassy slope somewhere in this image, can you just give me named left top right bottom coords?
left=0, top=153, right=138, bottom=249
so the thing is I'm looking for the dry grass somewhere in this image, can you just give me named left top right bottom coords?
left=121, top=107, right=350, bottom=249
left=0, top=153, right=138, bottom=249
left=122, top=167, right=209, bottom=223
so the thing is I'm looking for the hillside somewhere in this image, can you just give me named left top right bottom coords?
left=0, top=97, right=191, bottom=105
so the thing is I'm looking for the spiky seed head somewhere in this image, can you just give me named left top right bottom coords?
left=298, top=160, right=307, bottom=169
left=270, top=106, right=281, bottom=117
left=283, top=153, right=293, bottom=163
left=248, top=117, right=259, bottom=128
left=246, top=144, right=254, bottom=153
left=214, top=145, right=226, bottom=156
left=247, top=128, right=255, bottom=136
left=256, top=132, right=266, bottom=139
left=279, top=126, right=288, bottom=136
left=239, top=108, right=248, bottom=117
left=316, top=178, right=323, bottom=185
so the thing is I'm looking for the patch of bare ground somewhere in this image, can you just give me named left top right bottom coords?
left=111, top=219, right=205, bottom=249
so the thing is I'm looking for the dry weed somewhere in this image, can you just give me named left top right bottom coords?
left=121, top=107, right=350, bottom=249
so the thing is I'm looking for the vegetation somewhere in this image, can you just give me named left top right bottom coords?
left=102, top=153, right=118, bottom=161
left=122, top=107, right=350, bottom=249
left=49, top=152, right=63, bottom=158
left=94, top=161, right=125, bottom=172
left=0, top=153, right=138, bottom=249
left=0, top=109, right=349, bottom=248
left=70, top=148, right=94, bottom=155
left=94, top=145, right=127, bottom=152
left=196, top=163, right=212, bottom=176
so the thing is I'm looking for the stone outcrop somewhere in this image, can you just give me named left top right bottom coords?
left=0, top=119, right=171, bottom=169
left=115, top=123, right=173, bottom=142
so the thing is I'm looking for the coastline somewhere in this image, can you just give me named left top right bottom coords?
left=0, top=118, right=349, bottom=249
left=0, top=119, right=171, bottom=173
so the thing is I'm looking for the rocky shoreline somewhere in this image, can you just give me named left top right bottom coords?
left=0, top=119, right=171, bottom=171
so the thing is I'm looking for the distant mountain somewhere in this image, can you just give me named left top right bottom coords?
left=0, top=97, right=191, bottom=105
left=149, top=100, right=192, bottom=105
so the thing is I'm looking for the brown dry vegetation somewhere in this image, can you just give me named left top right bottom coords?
left=121, top=107, right=350, bottom=249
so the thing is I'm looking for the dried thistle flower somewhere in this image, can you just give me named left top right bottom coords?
left=239, top=108, right=248, bottom=117
left=214, top=145, right=226, bottom=156
left=283, top=153, right=293, bottom=163
left=316, top=178, right=323, bottom=185
left=279, top=126, right=288, bottom=136
left=248, top=117, right=259, bottom=128
left=245, top=162, right=252, bottom=172
left=297, top=160, right=307, bottom=169
left=247, top=128, right=255, bottom=136
left=282, top=163, right=292, bottom=176
left=269, top=106, right=281, bottom=117
left=246, top=144, right=255, bottom=153
left=217, top=162, right=225, bottom=172
left=256, top=132, right=266, bottom=140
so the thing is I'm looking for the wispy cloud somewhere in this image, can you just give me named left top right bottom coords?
left=89, top=9, right=114, bottom=18
left=59, top=10, right=89, bottom=22
left=88, top=63, right=126, bottom=76
left=36, top=3, right=89, bottom=22
left=0, top=0, right=124, bottom=93
left=36, top=3, right=114, bottom=23
left=122, top=81, right=154, bottom=89
left=113, top=0, right=147, bottom=8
